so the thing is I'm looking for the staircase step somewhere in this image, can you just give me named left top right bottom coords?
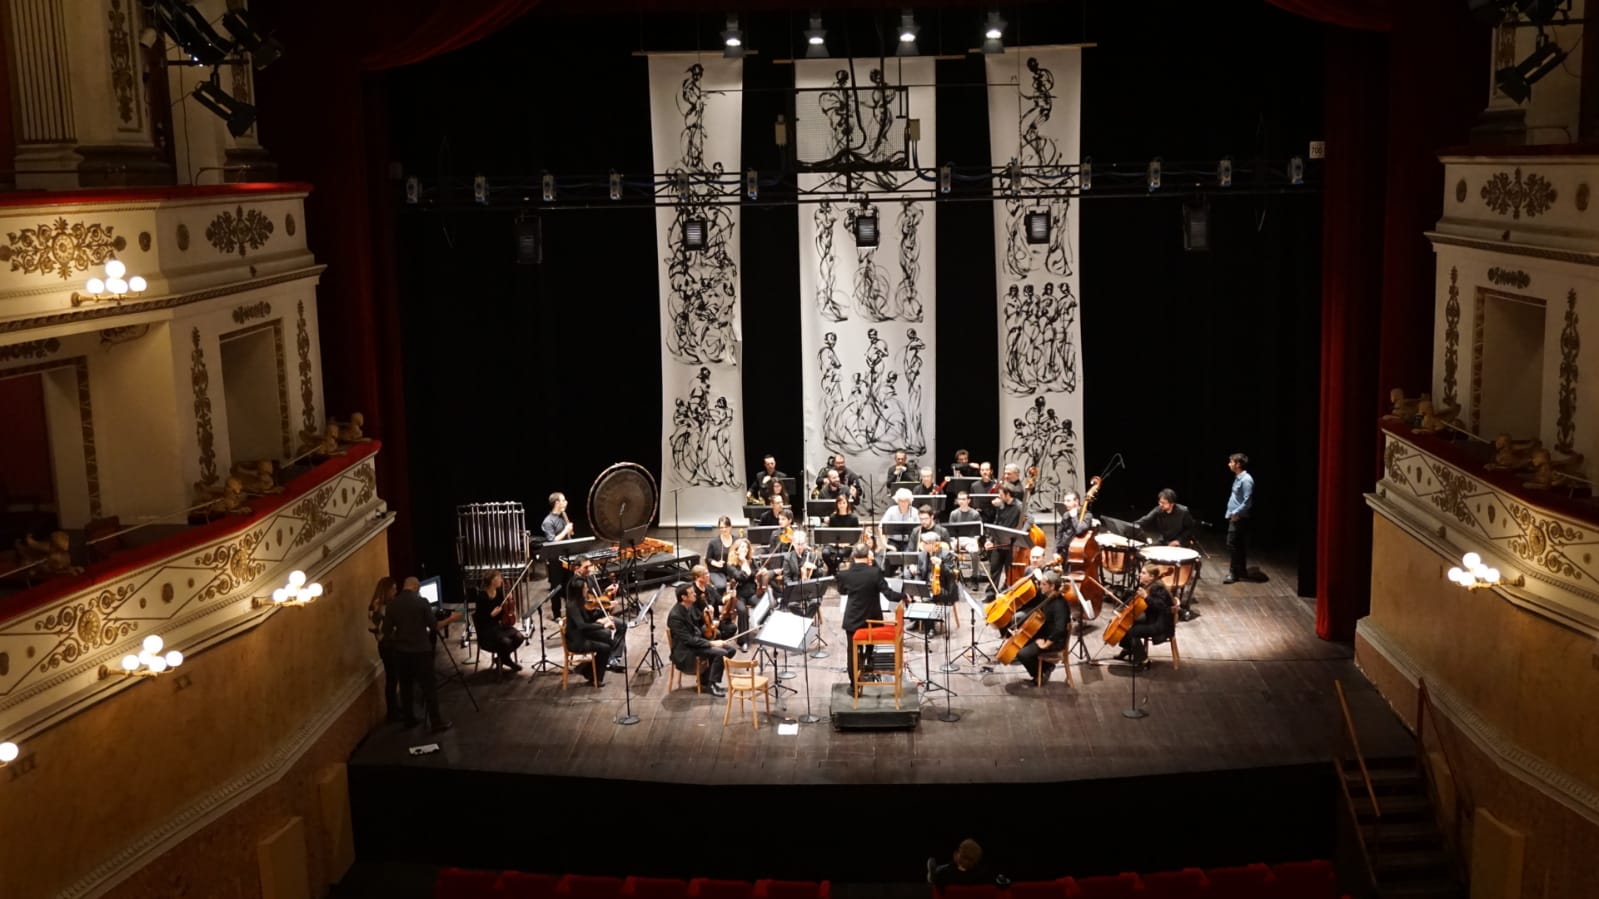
left=1346, top=765, right=1424, bottom=787
left=1351, top=793, right=1433, bottom=820
left=1374, top=849, right=1453, bottom=876
left=1377, top=879, right=1464, bottom=899
left=1363, top=819, right=1447, bottom=848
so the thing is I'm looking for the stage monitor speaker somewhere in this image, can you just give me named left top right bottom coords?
left=515, top=217, right=542, bottom=265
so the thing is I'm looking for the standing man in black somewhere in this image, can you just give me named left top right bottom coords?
left=1119, top=564, right=1176, bottom=665
left=667, top=581, right=734, bottom=696
left=542, top=492, right=575, bottom=621
left=1010, top=570, right=1070, bottom=684
left=838, top=543, right=906, bottom=682
left=381, top=576, right=458, bottom=732
left=984, top=484, right=1025, bottom=596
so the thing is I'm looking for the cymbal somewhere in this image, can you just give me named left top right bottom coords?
left=587, top=462, right=658, bottom=543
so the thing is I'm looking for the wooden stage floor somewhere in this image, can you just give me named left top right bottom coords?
left=348, top=538, right=1412, bottom=787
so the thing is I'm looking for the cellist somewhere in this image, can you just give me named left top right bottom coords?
left=1060, top=490, right=1096, bottom=538
left=1117, top=564, right=1176, bottom=666
left=1008, top=570, right=1070, bottom=684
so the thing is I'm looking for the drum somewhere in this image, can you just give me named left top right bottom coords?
left=1138, top=545, right=1200, bottom=589
left=1095, top=533, right=1140, bottom=575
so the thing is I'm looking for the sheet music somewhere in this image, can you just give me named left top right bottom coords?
left=905, top=601, right=942, bottom=620
left=629, top=586, right=664, bottom=628
left=755, top=610, right=815, bottom=652
left=751, top=591, right=773, bottom=626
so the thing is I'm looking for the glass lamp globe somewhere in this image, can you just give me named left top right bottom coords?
left=148, top=655, right=167, bottom=674
left=0, top=741, right=17, bottom=764
left=122, top=654, right=141, bottom=671
left=106, top=277, right=128, bottom=295
left=1485, top=568, right=1500, bottom=584
left=128, top=275, right=147, bottom=293
left=85, top=277, right=105, bottom=295
left=104, top=259, right=126, bottom=279
left=308, top=582, right=324, bottom=598
left=143, top=634, right=164, bottom=654
left=288, top=570, right=307, bottom=588
left=1447, top=566, right=1463, bottom=584
left=1462, top=552, right=1481, bottom=570
left=272, top=588, right=289, bottom=603
left=165, top=650, right=183, bottom=668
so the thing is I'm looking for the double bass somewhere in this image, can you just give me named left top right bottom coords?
left=1067, top=476, right=1103, bottom=572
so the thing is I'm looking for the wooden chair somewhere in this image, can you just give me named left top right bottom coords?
left=665, top=629, right=706, bottom=693
left=559, top=627, right=600, bottom=689
left=724, top=656, right=771, bottom=728
left=1035, top=649, right=1072, bottom=687
left=851, top=602, right=905, bottom=708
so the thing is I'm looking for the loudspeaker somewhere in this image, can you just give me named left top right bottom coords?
left=515, top=217, right=542, bottom=265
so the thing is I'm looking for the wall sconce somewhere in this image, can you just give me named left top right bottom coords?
left=0, top=740, right=17, bottom=766
left=254, top=569, right=323, bottom=608
left=71, top=259, right=147, bottom=306
left=1448, top=552, right=1524, bottom=590
left=100, top=634, right=184, bottom=678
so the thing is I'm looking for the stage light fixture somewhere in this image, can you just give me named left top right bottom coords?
left=542, top=173, right=555, bottom=202
left=609, top=171, right=622, bottom=201
left=147, top=0, right=233, bottom=66
left=982, top=11, right=1005, bottom=53
left=1025, top=210, right=1051, bottom=245
left=1080, top=158, right=1092, bottom=190
left=1182, top=198, right=1209, bottom=252
left=805, top=14, right=828, bottom=58
left=1218, top=157, right=1233, bottom=187
left=774, top=114, right=790, bottom=148
left=939, top=164, right=952, bottom=194
left=853, top=210, right=880, bottom=248
left=1496, top=35, right=1567, bottom=103
left=1288, top=156, right=1305, bottom=185
left=746, top=168, right=759, bottom=200
left=515, top=216, right=542, bottom=265
left=220, top=9, right=282, bottom=69
left=405, top=177, right=419, bottom=205
left=473, top=175, right=488, bottom=205
left=722, top=14, right=745, bottom=58
left=1147, top=158, right=1162, bottom=191
left=896, top=10, right=920, bottom=56
left=192, top=73, right=255, bottom=137
left=683, top=218, right=708, bottom=251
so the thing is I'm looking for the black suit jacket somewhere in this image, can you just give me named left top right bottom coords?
left=781, top=547, right=822, bottom=585
left=667, top=601, right=715, bottom=673
left=838, top=563, right=904, bottom=635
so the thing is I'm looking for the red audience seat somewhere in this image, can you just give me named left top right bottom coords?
left=1008, top=880, right=1068, bottom=899
left=1138, top=867, right=1210, bottom=899
left=1267, top=860, right=1337, bottom=899
left=1203, top=864, right=1275, bottom=899
left=938, top=886, right=1002, bottom=899
left=627, top=877, right=692, bottom=899
left=501, top=872, right=561, bottom=899
left=435, top=867, right=502, bottom=899
left=1073, top=873, right=1143, bottom=899
left=690, top=878, right=755, bottom=899
left=753, top=880, right=830, bottom=899
left=562, top=874, right=628, bottom=899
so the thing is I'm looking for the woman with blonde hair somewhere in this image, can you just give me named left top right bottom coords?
left=368, top=576, right=401, bottom=722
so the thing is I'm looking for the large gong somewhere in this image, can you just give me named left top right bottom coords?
left=587, top=462, right=658, bottom=543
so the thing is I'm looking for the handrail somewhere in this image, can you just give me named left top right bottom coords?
left=1333, top=758, right=1380, bottom=893
left=1416, top=678, right=1474, bottom=858
left=1335, top=680, right=1382, bottom=817
left=1334, top=679, right=1382, bottom=894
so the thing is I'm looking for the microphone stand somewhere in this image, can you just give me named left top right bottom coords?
left=669, top=486, right=684, bottom=562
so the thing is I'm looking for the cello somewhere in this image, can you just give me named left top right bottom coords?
left=1101, top=589, right=1148, bottom=647
left=985, top=572, right=1037, bottom=630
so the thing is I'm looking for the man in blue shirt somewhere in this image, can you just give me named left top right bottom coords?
left=1224, top=453, right=1254, bottom=584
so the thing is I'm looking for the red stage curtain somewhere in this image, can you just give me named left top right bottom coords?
left=258, top=0, right=545, bottom=574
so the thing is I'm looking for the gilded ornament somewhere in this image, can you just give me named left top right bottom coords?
left=291, top=485, right=337, bottom=548
left=286, top=213, right=296, bottom=236
left=1384, top=440, right=1408, bottom=485
left=191, top=328, right=218, bottom=489
left=205, top=206, right=274, bottom=256
left=231, top=300, right=273, bottom=324
left=34, top=585, right=138, bottom=672
left=176, top=223, right=190, bottom=251
left=354, top=462, right=377, bottom=506
left=1428, top=464, right=1477, bottom=527
left=138, top=231, right=151, bottom=252
left=1480, top=168, right=1558, bottom=219
left=1556, top=289, right=1578, bottom=453
left=1508, top=503, right=1585, bottom=580
left=0, top=338, right=61, bottom=363
left=297, top=301, right=316, bottom=433
left=1455, top=179, right=1467, bottom=203
left=1443, top=267, right=1460, bottom=410
left=194, top=529, right=266, bottom=603
left=107, top=0, right=137, bottom=125
left=1486, top=267, right=1530, bottom=289
left=0, top=218, right=127, bottom=279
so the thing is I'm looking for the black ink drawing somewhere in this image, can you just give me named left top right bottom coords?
left=669, top=366, right=739, bottom=488
left=814, top=201, right=847, bottom=322
left=663, top=63, right=740, bottom=366
left=1005, top=396, right=1079, bottom=514
left=820, top=328, right=926, bottom=456
left=1003, top=55, right=1072, bottom=281
left=845, top=200, right=893, bottom=321
left=895, top=200, right=923, bottom=322
left=809, top=68, right=906, bottom=190
left=1002, top=279, right=1078, bottom=395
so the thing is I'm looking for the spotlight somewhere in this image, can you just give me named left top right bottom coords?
left=1025, top=209, right=1050, bottom=245
left=609, top=171, right=622, bottom=201
left=1288, top=156, right=1305, bottom=185
left=1496, top=36, right=1567, bottom=103
left=683, top=218, right=708, bottom=251
left=983, top=11, right=1005, bottom=53
left=1147, top=157, right=1162, bottom=191
left=405, top=176, right=419, bottom=205
left=939, top=164, right=952, bottom=194
left=1182, top=197, right=1209, bottom=252
left=220, top=9, right=282, bottom=69
left=515, top=216, right=542, bottom=265
left=805, top=14, right=828, bottom=58
left=541, top=173, right=555, bottom=203
left=722, top=14, right=745, bottom=59
left=473, top=175, right=488, bottom=205
left=774, top=114, right=790, bottom=148
left=746, top=168, right=758, bottom=200
left=897, top=9, right=919, bottom=57
left=1218, top=157, right=1233, bottom=187
left=853, top=210, right=880, bottom=248
left=191, top=74, right=255, bottom=137
left=1080, top=158, right=1092, bottom=191
left=147, top=0, right=232, bottom=66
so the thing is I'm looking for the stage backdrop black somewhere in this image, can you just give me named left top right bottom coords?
left=386, top=3, right=1323, bottom=595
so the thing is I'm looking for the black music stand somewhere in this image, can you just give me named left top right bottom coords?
left=757, top=610, right=818, bottom=724
left=951, top=583, right=993, bottom=666
left=632, top=584, right=666, bottom=676
left=1123, top=647, right=1150, bottom=719
left=805, top=499, right=837, bottom=521
left=783, top=576, right=834, bottom=659
left=524, top=584, right=565, bottom=676
left=747, top=591, right=797, bottom=702
left=911, top=494, right=948, bottom=514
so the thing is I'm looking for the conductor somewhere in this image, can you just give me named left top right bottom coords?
left=837, top=543, right=906, bottom=683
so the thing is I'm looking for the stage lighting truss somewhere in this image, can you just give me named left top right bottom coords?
left=398, top=158, right=1316, bottom=212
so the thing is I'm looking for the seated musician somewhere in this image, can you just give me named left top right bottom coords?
left=823, top=495, right=860, bottom=576
left=880, top=488, right=919, bottom=573
left=838, top=543, right=906, bottom=682
left=1022, top=545, right=1050, bottom=579
left=765, top=509, right=796, bottom=554
left=667, top=581, right=734, bottom=697
left=725, top=538, right=763, bottom=609
left=916, top=504, right=949, bottom=545
left=563, top=563, right=628, bottom=684
left=914, top=467, right=941, bottom=507
left=692, top=563, right=748, bottom=651
left=1000, top=463, right=1028, bottom=507
left=780, top=529, right=824, bottom=592
left=1010, top=570, right=1070, bottom=684
left=472, top=571, right=526, bottom=672
left=705, top=515, right=736, bottom=590
left=758, top=494, right=787, bottom=527
left=819, top=468, right=850, bottom=502
left=885, top=450, right=916, bottom=488
left=909, top=531, right=959, bottom=634
left=813, top=454, right=837, bottom=495
left=983, top=484, right=1025, bottom=596
left=831, top=453, right=865, bottom=500
left=951, top=448, right=980, bottom=478
left=973, top=463, right=1000, bottom=523
left=1118, top=563, right=1176, bottom=665
left=948, top=490, right=983, bottom=554
left=1134, top=488, right=1198, bottom=548
left=1059, top=490, right=1096, bottom=538
left=749, top=454, right=787, bottom=500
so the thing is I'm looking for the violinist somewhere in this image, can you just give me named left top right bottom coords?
left=758, top=494, right=787, bottom=527
left=1117, top=564, right=1175, bottom=666
left=915, top=466, right=940, bottom=502
left=667, top=581, right=733, bottom=696
left=1010, top=570, right=1069, bottom=684
left=780, top=529, right=823, bottom=590
left=766, top=509, right=796, bottom=555
left=692, top=563, right=749, bottom=652
left=564, top=560, right=628, bottom=681
left=725, top=539, right=762, bottom=609
left=749, top=454, right=787, bottom=501
left=472, top=571, right=526, bottom=672
left=823, top=495, right=859, bottom=576
left=911, top=531, right=958, bottom=632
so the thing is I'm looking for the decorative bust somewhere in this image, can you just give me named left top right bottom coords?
left=1415, top=399, right=1461, bottom=435
left=1485, top=433, right=1540, bottom=471
left=1525, top=448, right=1587, bottom=490
left=233, top=459, right=284, bottom=494
left=334, top=411, right=372, bottom=443
left=299, top=423, right=344, bottom=458
left=206, top=477, right=253, bottom=516
left=1384, top=387, right=1422, bottom=421
left=18, top=530, right=81, bottom=577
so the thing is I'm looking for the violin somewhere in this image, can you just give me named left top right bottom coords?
left=779, top=525, right=794, bottom=545
left=498, top=589, right=517, bottom=628
left=1025, top=465, right=1038, bottom=492
left=702, top=604, right=718, bottom=638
